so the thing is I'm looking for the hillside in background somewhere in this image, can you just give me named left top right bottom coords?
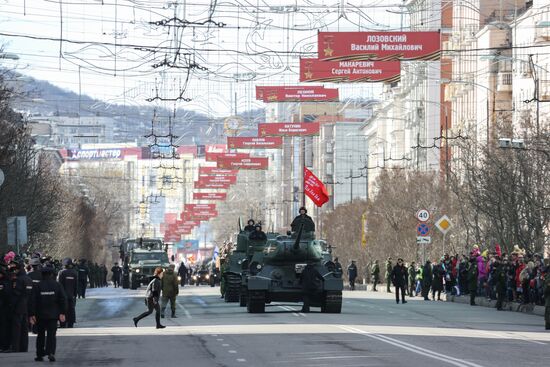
left=6, top=71, right=265, bottom=145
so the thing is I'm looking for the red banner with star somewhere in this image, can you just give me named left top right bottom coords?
left=318, top=32, right=441, bottom=61
left=304, top=167, right=329, bottom=207
left=300, top=58, right=401, bottom=83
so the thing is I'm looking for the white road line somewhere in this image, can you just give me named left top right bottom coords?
left=216, top=338, right=224, bottom=341
left=340, top=325, right=486, bottom=367
left=237, top=358, right=247, bottom=362
left=228, top=350, right=237, bottom=354
left=222, top=344, right=230, bottom=347
left=176, top=301, right=192, bottom=319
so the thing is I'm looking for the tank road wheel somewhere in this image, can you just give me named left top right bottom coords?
left=224, top=274, right=241, bottom=303
left=247, top=291, right=265, bottom=313
left=321, top=291, right=342, bottom=314
left=239, top=288, right=248, bottom=307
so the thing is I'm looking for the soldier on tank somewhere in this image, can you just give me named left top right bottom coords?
left=291, top=207, right=315, bottom=233
left=244, top=219, right=256, bottom=232
left=249, top=224, right=267, bottom=241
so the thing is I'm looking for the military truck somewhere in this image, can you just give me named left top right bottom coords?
left=120, top=238, right=170, bottom=289
left=244, top=227, right=343, bottom=313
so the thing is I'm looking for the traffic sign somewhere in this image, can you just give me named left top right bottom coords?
left=435, top=215, right=452, bottom=234
left=416, top=209, right=430, bottom=222
left=416, top=223, right=430, bottom=236
left=416, top=236, right=431, bottom=244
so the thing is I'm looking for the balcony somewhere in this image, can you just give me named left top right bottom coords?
left=497, top=72, right=513, bottom=92
left=535, top=21, right=550, bottom=43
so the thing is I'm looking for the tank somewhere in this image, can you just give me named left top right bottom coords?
left=122, top=238, right=170, bottom=289
left=244, top=227, right=343, bottom=313
left=221, top=220, right=272, bottom=303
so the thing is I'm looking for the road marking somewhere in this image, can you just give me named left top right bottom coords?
left=228, top=350, right=237, bottom=354
left=277, top=305, right=305, bottom=317
left=176, top=301, right=192, bottom=319
left=216, top=338, right=224, bottom=341
left=237, top=358, right=246, bottom=362
left=222, top=344, right=230, bottom=347
left=339, top=325, right=486, bottom=367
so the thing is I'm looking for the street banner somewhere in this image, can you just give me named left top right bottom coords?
left=194, top=181, right=232, bottom=189
left=176, top=239, right=200, bottom=252
left=216, top=157, right=269, bottom=170
left=255, top=86, right=339, bottom=102
left=227, top=136, right=283, bottom=149
left=185, top=204, right=216, bottom=212
left=206, top=152, right=250, bottom=162
left=300, top=58, right=401, bottom=83
left=193, top=192, right=227, bottom=200
left=198, top=167, right=238, bottom=176
left=318, top=31, right=441, bottom=61
left=258, top=122, right=320, bottom=137
left=198, top=175, right=237, bottom=185
left=304, top=167, right=329, bottom=207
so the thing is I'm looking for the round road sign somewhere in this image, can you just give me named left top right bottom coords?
left=416, top=223, right=430, bottom=236
left=416, top=209, right=430, bottom=222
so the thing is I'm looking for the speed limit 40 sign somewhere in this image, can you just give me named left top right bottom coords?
left=416, top=209, right=430, bottom=222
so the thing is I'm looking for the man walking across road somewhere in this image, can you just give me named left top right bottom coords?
left=178, top=261, right=188, bottom=287
left=133, top=268, right=165, bottom=329
left=385, top=257, right=393, bottom=293
left=161, top=264, right=179, bottom=318
left=30, top=264, right=67, bottom=362
left=391, top=258, right=408, bottom=304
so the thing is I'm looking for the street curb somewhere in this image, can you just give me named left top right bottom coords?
left=446, top=294, right=545, bottom=317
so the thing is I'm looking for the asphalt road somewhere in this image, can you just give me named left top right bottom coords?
left=4, top=285, right=549, bottom=367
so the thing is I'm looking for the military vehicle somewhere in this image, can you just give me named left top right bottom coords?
left=221, top=220, right=272, bottom=303
left=190, top=269, right=210, bottom=286
left=244, top=226, right=343, bottom=313
left=120, top=238, right=170, bottom=289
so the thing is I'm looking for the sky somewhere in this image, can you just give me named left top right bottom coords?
left=0, top=0, right=406, bottom=117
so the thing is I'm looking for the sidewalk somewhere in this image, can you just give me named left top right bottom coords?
left=445, top=294, right=545, bottom=317
left=344, top=282, right=545, bottom=317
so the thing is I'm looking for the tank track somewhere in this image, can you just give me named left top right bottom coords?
left=224, top=273, right=241, bottom=303
left=322, top=291, right=342, bottom=313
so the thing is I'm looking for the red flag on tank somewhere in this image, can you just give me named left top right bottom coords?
left=304, top=167, right=329, bottom=207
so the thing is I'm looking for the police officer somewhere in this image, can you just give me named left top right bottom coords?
left=0, top=264, right=11, bottom=351
left=77, top=259, right=89, bottom=298
left=27, top=257, right=43, bottom=288
left=495, top=259, right=506, bottom=311
left=468, top=258, right=478, bottom=306
left=57, top=258, right=78, bottom=328
left=8, top=259, right=33, bottom=352
left=111, top=263, right=122, bottom=288
left=385, top=257, right=393, bottom=293
left=30, top=264, right=67, bottom=362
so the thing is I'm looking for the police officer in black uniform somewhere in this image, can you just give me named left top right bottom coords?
left=0, top=264, right=11, bottom=351
left=30, top=264, right=67, bottom=362
left=8, top=259, right=33, bottom=353
left=27, top=257, right=43, bottom=287
left=57, top=258, right=78, bottom=328
left=77, top=259, right=89, bottom=299
left=111, top=263, right=122, bottom=288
